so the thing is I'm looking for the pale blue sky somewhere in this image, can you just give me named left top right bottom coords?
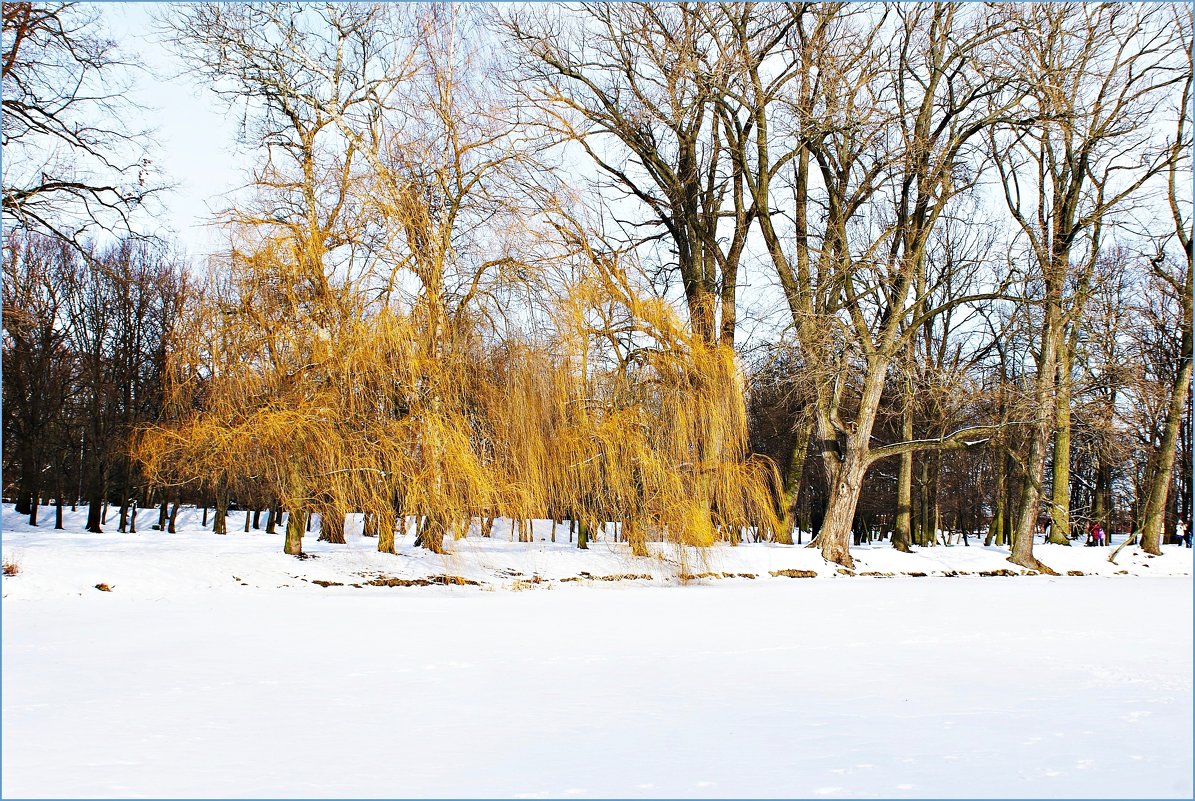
left=106, top=3, right=250, bottom=257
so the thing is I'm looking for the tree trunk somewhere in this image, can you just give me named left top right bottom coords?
left=778, top=420, right=812, bottom=546
left=158, top=498, right=169, bottom=530
left=265, top=504, right=278, bottom=535
left=893, top=404, right=914, bottom=552
left=129, top=499, right=137, bottom=533
left=624, top=517, right=648, bottom=556
left=252, top=508, right=262, bottom=530
left=916, top=458, right=931, bottom=546
left=14, top=485, right=32, bottom=516
left=819, top=447, right=869, bottom=569
left=284, top=509, right=306, bottom=556
left=928, top=453, right=941, bottom=545
left=15, top=447, right=39, bottom=517
left=1092, top=457, right=1107, bottom=526
left=213, top=483, right=229, bottom=535
left=1140, top=335, right=1193, bottom=554
left=319, top=512, right=346, bottom=544
left=1009, top=422, right=1056, bottom=573
left=1003, top=451, right=1018, bottom=547
left=118, top=491, right=130, bottom=533
left=376, top=507, right=397, bottom=555
left=85, top=478, right=104, bottom=533
left=986, top=449, right=1006, bottom=547
left=576, top=517, right=589, bottom=550
left=1009, top=294, right=1060, bottom=574
left=168, top=500, right=180, bottom=533
left=1048, top=345, right=1073, bottom=544
left=417, top=515, right=446, bottom=554
left=55, top=493, right=64, bottom=530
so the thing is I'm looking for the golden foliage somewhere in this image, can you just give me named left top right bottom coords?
left=135, top=227, right=781, bottom=557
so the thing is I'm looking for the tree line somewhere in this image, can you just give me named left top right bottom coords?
left=2, top=2, right=1191, bottom=573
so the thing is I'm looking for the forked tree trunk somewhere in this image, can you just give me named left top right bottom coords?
left=819, top=448, right=869, bottom=569
left=168, top=500, right=180, bottom=533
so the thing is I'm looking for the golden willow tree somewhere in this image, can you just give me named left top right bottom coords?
left=136, top=203, right=781, bottom=559
left=137, top=4, right=778, bottom=559
left=547, top=214, right=782, bottom=554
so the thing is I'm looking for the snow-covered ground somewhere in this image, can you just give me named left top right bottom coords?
left=1, top=505, right=1190, bottom=599
left=3, top=505, right=1192, bottom=798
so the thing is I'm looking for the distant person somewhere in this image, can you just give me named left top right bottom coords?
left=1093, top=522, right=1105, bottom=547
left=1178, top=517, right=1191, bottom=548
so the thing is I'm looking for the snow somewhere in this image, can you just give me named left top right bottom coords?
left=3, top=504, right=1192, bottom=798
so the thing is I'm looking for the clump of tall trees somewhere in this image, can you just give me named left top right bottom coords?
left=3, top=2, right=1191, bottom=573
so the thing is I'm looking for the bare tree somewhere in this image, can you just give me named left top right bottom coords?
left=1, top=231, right=76, bottom=523
left=2, top=2, right=158, bottom=242
left=1138, top=16, right=1193, bottom=552
left=988, top=3, right=1185, bottom=569
left=725, top=4, right=1018, bottom=567
left=502, top=3, right=765, bottom=348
